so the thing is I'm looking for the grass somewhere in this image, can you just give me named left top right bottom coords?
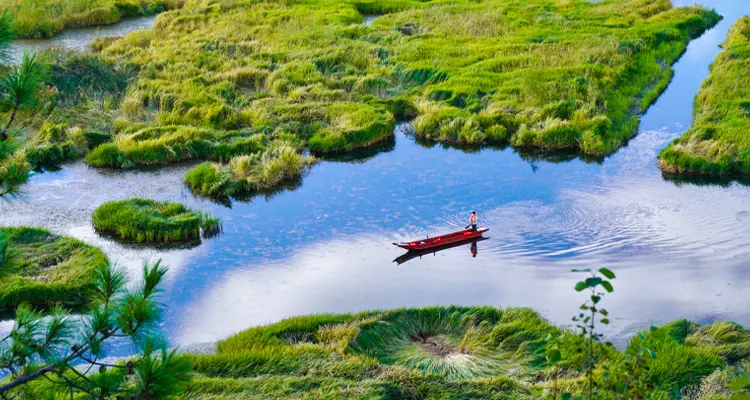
left=0, top=0, right=185, bottom=39
left=183, top=306, right=750, bottom=399
left=1, top=49, right=133, bottom=191
left=659, top=16, right=750, bottom=177
left=91, top=198, right=221, bottom=243
left=87, top=0, right=719, bottom=164
left=184, top=142, right=315, bottom=198
left=0, top=226, right=108, bottom=309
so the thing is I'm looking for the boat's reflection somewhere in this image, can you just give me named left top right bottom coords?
left=393, top=237, right=489, bottom=265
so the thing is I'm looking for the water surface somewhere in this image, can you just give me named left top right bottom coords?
left=1, top=0, right=749, bottom=350
left=10, top=15, right=157, bottom=62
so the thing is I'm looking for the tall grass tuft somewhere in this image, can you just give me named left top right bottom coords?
left=185, top=144, right=315, bottom=198
left=91, top=198, right=221, bottom=243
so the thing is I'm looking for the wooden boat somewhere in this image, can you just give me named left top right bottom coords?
left=393, top=237, right=488, bottom=265
left=393, top=227, right=489, bottom=251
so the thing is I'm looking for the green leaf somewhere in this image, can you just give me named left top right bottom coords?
left=729, top=376, right=750, bottom=391
left=730, top=394, right=750, bottom=400
left=547, top=348, right=561, bottom=364
left=572, top=268, right=591, bottom=273
left=575, top=281, right=588, bottom=291
left=601, top=281, right=614, bottom=293
left=591, top=295, right=601, bottom=304
left=601, top=318, right=610, bottom=325
left=599, top=268, right=616, bottom=279
left=585, top=277, right=602, bottom=288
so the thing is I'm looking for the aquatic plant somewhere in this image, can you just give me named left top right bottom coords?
left=659, top=16, right=750, bottom=177
left=91, top=198, right=221, bottom=243
left=90, top=0, right=719, bottom=162
left=0, top=226, right=109, bottom=309
left=185, top=144, right=315, bottom=198
left=0, top=0, right=185, bottom=39
left=183, top=304, right=750, bottom=399
left=23, top=121, right=91, bottom=166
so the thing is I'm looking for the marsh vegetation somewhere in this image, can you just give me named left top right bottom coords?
left=0, top=0, right=183, bottom=38
left=659, top=16, right=750, bottom=177
left=92, top=198, right=221, bottom=243
left=185, top=305, right=750, bottom=399
left=0, top=226, right=108, bottom=309
left=85, top=0, right=719, bottom=163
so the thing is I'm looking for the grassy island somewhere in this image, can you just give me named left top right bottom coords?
left=0, top=226, right=108, bottom=309
left=92, top=198, right=220, bottom=243
left=185, top=306, right=750, bottom=399
left=0, top=0, right=184, bottom=39
left=86, top=0, right=720, bottom=163
left=659, top=16, right=750, bottom=177
left=185, top=143, right=315, bottom=198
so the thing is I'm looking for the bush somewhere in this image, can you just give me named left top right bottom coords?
left=91, top=198, right=221, bottom=243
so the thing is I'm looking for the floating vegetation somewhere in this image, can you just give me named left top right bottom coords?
left=185, top=144, right=315, bottom=198
left=0, top=0, right=185, bottom=39
left=185, top=306, right=750, bottom=399
left=91, top=198, right=221, bottom=243
left=0, top=226, right=109, bottom=309
left=88, top=0, right=719, bottom=162
left=659, top=16, right=750, bottom=177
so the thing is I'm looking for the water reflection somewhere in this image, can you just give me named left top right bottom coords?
left=1, top=0, right=749, bottom=351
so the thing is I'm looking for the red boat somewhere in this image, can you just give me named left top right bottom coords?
left=393, top=227, right=489, bottom=251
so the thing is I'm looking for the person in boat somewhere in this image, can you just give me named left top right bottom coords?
left=468, top=211, right=477, bottom=232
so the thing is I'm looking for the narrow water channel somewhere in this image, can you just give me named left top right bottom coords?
left=0, top=0, right=748, bottom=350
left=9, top=15, right=157, bottom=61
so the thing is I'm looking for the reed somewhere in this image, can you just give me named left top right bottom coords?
left=0, top=226, right=108, bottom=309
left=91, top=198, right=221, bottom=243
left=659, top=16, right=750, bottom=177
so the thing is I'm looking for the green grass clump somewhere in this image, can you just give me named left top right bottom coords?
left=0, top=137, right=31, bottom=194
left=659, top=16, right=750, bottom=177
left=185, top=144, right=315, bottom=198
left=23, top=121, right=89, bottom=166
left=183, top=306, right=750, bottom=399
left=0, top=0, right=185, bottom=39
left=90, top=0, right=718, bottom=161
left=91, top=198, right=221, bottom=243
left=85, top=128, right=267, bottom=168
left=0, top=226, right=108, bottom=309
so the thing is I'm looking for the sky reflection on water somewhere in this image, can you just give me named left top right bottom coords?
left=1, top=0, right=749, bottom=350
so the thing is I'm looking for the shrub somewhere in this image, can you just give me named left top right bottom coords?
left=91, top=198, right=221, bottom=243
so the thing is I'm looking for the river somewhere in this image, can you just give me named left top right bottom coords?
left=0, top=0, right=748, bottom=350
